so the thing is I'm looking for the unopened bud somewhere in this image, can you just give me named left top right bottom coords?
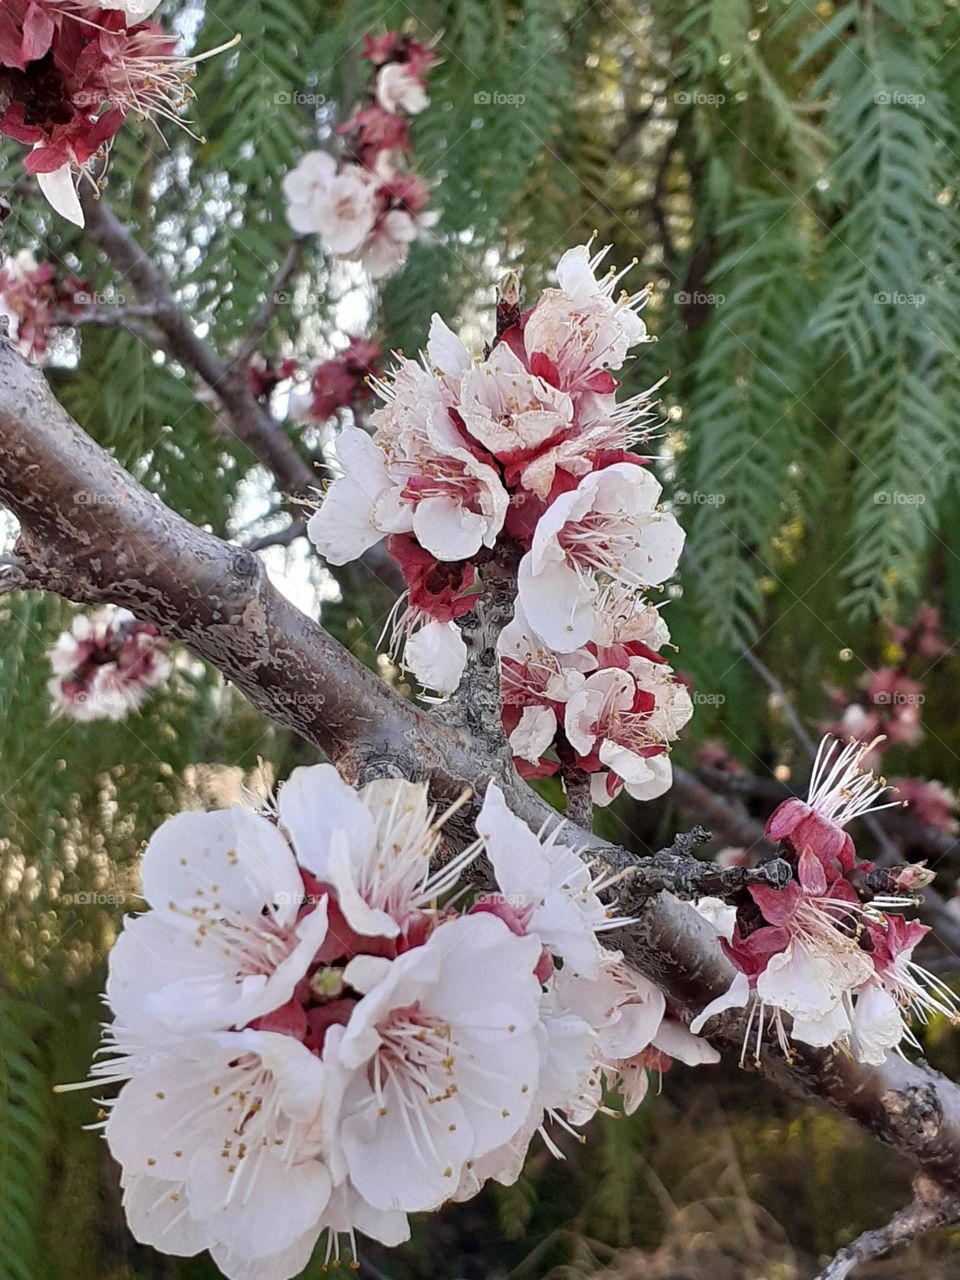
left=890, top=862, right=937, bottom=892
left=495, top=270, right=522, bottom=339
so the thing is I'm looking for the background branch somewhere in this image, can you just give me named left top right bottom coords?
left=812, top=1176, right=960, bottom=1279
left=79, top=192, right=314, bottom=500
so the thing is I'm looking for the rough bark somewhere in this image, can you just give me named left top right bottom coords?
left=812, top=1176, right=960, bottom=1279
left=3, top=338, right=960, bottom=1193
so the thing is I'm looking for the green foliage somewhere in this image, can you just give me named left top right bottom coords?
left=0, top=998, right=54, bottom=1280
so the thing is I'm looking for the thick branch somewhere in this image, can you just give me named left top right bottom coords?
left=79, top=192, right=314, bottom=499
left=3, top=342, right=960, bottom=1192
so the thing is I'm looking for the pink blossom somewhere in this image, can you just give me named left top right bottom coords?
left=0, top=6, right=232, bottom=225
left=564, top=656, right=692, bottom=806
left=48, top=606, right=170, bottom=721
left=893, top=777, right=959, bottom=835
left=309, top=361, right=508, bottom=565
left=517, top=462, right=684, bottom=652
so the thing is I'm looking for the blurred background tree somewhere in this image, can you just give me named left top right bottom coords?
left=2, top=0, right=960, bottom=1276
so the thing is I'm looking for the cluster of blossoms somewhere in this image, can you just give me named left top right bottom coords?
left=822, top=603, right=945, bottom=756
left=86, top=766, right=718, bottom=1278
left=283, top=31, right=438, bottom=278
left=693, top=736, right=958, bottom=1065
left=289, top=335, right=382, bottom=424
left=308, top=242, right=689, bottom=804
left=0, top=0, right=234, bottom=225
left=0, top=247, right=85, bottom=360
left=894, top=776, right=958, bottom=837
left=47, top=606, right=170, bottom=721
left=819, top=604, right=957, bottom=835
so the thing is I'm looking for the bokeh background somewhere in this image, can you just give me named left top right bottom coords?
left=3, top=0, right=960, bottom=1275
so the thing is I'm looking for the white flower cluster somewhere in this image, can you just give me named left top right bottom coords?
left=283, top=33, right=438, bottom=278
left=308, top=242, right=691, bottom=802
left=91, top=766, right=718, bottom=1278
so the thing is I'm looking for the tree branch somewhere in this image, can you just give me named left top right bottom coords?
left=79, top=191, right=315, bottom=499
left=3, top=341, right=960, bottom=1192
left=812, top=1176, right=960, bottom=1279
left=234, top=237, right=306, bottom=366
left=562, top=765, right=594, bottom=830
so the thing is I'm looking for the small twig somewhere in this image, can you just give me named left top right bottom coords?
left=813, top=1176, right=960, bottom=1280
left=61, top=304, right=162, bottom=327
left=0, top=552, right=28, bottom=595
left=621, top=829, right=793, bottom=902
left=672, top=765, right=778, bottom=856
left=243, top=517, right=309, bottom=552
left=234, top=238, right=306, bottom=366
left=79, top=191, right=315, bottom=500
left=741, top=645, right=818, bottom=755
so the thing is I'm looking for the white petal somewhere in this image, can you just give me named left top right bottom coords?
left=326, top=831, right=400, bottom=938
left=689, top=971, right=750, bottom=1035
left=405, top=620, right=467, bottom=695
left=36, top=162, right=83, bottom=227
left=141, top=807, right=302, bottom=929
left=692, top=896, right=737, bottom=943
left=508, top=704, right=557, bottom=764
left=122, top=1175, right=208, bottom=1257
left=278, top=763, right=376, bottom=881
left=651, top=1018, right=721, bottom=1066
left=790, top=1000, right=852, bottom=1049
left=624, top=754, right=674, bottom=801
left=850, top=982, right=904, bottom=1064
left=307, top=476, right=385, bottom=565
left=412, top=495, right=486, bottom=561
left=427, top=313, right=471, bottom=379
left=517, top=553, right=595, bottom=652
